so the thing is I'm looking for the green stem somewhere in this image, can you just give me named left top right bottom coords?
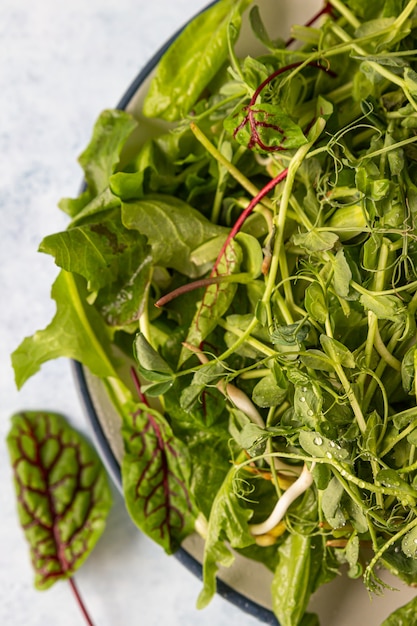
left=262, top=123, right=326, bottom=315
left=329, top=21, right=417, bottom=112
left=190, top=122, right=275, bottom=211
left=216, top=318, right=276, bottom=357
left=380, top=418, right=417, bottom=458
left=357, top=240, right=390, bottom=394
left=325, top=316, right=367, bottom=434
left=328, top=0, right=360, bottom=28
left=362, top=329, right=402, bottom=414
left=365, top=515, right=417, bottom=590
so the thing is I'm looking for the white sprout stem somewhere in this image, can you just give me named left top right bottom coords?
left=222, top=382, right=265, bottom=427
left=182, top=341, right=265, bottom=426
left=249, top=464, right=314, bottom=536
left=182, top=342, right=300, bottom=474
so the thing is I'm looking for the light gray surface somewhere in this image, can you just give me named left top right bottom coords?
left=0, top=1, right=264, bottom=624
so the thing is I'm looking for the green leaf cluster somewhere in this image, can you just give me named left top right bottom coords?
left=10, top=0, right=417, bottom=624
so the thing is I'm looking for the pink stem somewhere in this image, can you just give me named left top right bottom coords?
left=286, top=1, right=334, bottom=47
left=68, top=577, right=95, bottom=626
left=250, top=60, right=335, bottom=106
left=210, top=168, right=289, bottom=277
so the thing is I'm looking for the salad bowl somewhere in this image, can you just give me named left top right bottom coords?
left=12, top=0, right=417, bottom=626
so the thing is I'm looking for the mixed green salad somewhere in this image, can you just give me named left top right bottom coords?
left=12, top=0, right=417, bottom=623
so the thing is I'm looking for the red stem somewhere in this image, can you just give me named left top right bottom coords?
left=131, top=367, right=151, bottom=406
left=154, top=169, right=289, bottom=307
left=250, top=60, right=336, bottom=106
left=211, top=167, right=289, bottom=276
left=68, top=577, right=95, bottom=626
left=155, top=275, right=233, bottom=307
left=286, top=1, right=334, bottom=47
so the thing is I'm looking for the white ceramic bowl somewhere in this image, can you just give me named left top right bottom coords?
left=73, top=2, right=417, bottom=624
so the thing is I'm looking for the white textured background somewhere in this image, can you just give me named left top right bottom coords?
left=0, top=1, right=265, bottom=625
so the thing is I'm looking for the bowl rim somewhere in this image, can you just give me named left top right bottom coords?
left=71, top=2, right=279, bottom=623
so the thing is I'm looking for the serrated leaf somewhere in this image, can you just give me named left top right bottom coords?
left=59, top=110, right=137, bottom=217
left=11, top=271, right=117, bottom=390
left=40, top=208, right=151, bottom=295
left=360, top=292, right=404, bottom=321
left=7, top=411, right=112, bottom=590
left=121, top=402, right=196, bottom=554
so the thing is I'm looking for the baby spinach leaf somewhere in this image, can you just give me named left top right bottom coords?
left=122, top=194, right=227, bottom=278
left=121, top=401, right=196, bottom=554
left=271, top=533, right=323, bottom=626
left=134, top=333, right=174, bottom=385
left=197, top=464, right=254, bottom=609
left=142, top=0, right=252, bottom=121
left=7, top=411, right=112, bottom=589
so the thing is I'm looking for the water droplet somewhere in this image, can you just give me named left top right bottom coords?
left=314, top=436, right=323, bottom=446
left=307, top=409, right=313, bottom=416
left=358, top=481, right=366, bottom=489
left=394, top=546, right=400, bottom=553
left=301, top=386, right=307, bottom=393
left=340, top=470, right=348, bottom=478
left=413, top=538, right=417, bottom=545
left=326, top=452, right=333, bottom=459
left=330, top=441, right=336, bottom=448
left=299, top=396, right=306, bottom=403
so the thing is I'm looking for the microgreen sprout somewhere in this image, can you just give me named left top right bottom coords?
left=249, top=464, right=314, bottom=536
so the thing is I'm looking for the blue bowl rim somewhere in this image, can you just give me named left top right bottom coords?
left=72, top=3, right=279, bottom=624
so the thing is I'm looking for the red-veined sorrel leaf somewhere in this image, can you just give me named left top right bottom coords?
left=6, top=411, right=112, bottom=590
left=225, top=103, right=308, bottom=154
left=121, top=400, right=196, bottom=554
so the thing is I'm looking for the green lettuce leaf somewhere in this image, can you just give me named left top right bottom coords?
left=142, top=0, right=252, bottom=121
left=11, top=271, right=117, bottom=389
